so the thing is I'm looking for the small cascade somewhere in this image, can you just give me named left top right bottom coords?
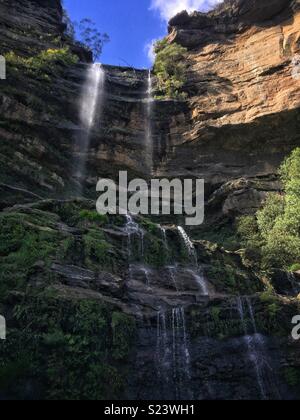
left=75, top=63, right=105, bottom=190
left=156, top=308, right=193, bottom=400
left=187, top=268, right=209, bottom=296
left=159, top=225, right=169, bottom=252
left=178, top=226, right=198, bottom=265
left=236, top=297, right=280, bottom=400
left=167, top=266, right=179, bottom=292
left=142, top=266, right=151, bottom=288
left=156, top=312, right=171, bottom=393
left=246, top=297, right=258, bottom=333
left=124, top=214, right=145, bottom=258
left=287, top=272, right=300, bottom=295
left=145, top=69, right=153, bottom=174
left=237, top=297, right=266, bottom=400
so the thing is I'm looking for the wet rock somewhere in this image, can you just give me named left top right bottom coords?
left=270, top=270, right=300, bottom=297
left=51, top=263, right=125, bottom=298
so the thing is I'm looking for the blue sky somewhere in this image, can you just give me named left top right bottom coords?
left=64, top=0, right=221, bottom=69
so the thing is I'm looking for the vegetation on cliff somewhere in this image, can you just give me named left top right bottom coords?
left=0, top=201, right=136, bottom=400
left=63, top=9, right=110, bottom=60
left=153, top=38, right=188, bottom=99
left=238, top=148, right=300, bottom=271
left=5, top=47, right=78, bottom=81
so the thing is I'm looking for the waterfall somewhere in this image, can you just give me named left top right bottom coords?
left=236, top=297, right=281, bottom=400
left=246, top=297, right=258, bottom=333
left=145, top=69, right=153, bottom=174
left=142, top=266, right=151, bottom=288
left=159, top=225, right=169, bottom=252
left=167, top=266, right=179, bottom=292
left=178, top=226, right=198, bottom=265
left=156, top=308, right=193, bottom=400
left=287, top=272, right=300, bottom=295
left=125, top=214, right=145, bottom=258
left=187, top=268, right=209, bottom=296
left=75, top=63, right=105, bottom=190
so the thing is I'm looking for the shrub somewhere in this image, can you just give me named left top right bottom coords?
left=238, top=148, right=300, bottom=270
left=290, top=263, right=300, bottom=272
left=5, top=47, right=78, bottom=80
left=153, top=39, right=188, bottom=99
left=79, top=210, right=109, bottom=225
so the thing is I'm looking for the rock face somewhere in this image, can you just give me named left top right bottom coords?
left=1, top=0, right=300, bottom=401
left=1, top=0, right=299, bottom=221
left=154, top=0, right=300, bottom=220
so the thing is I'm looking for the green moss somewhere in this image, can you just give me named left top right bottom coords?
left=284, top=367, right=300, bottom=387
left=79, top=210, right=109, bottom=225
left=289, top=263, right=300, bottom=272
left=210, top=306, right=221, bottom=324
left=83, top=228, right=115, bottom=271
left=144, top=236, right=169, bottom=267
left=140, top=219, right=159, bottom=235
left=111, top=312, right=136, bottom=360
left=0, top=297, right=135, bottom=400
left=189, top=305, right=243, bottom=341
left=0, top=211, right=69, bottom=297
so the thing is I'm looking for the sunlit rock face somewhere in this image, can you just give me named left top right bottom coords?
left=152, top=0, right=300, bottom=221
left=1, top=0, right=300, bottom=402
left=1, top=0, right=299, bottom=221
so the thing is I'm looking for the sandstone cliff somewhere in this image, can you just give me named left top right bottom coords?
left=0, top=0, right=300, bottom=401
left=155, top=0, right=300, bottom=220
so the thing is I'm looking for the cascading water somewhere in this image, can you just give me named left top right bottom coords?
left=159, top=225, right=169, bottom=252
left=187, top=268, right=209, bottom=296
left=178, top=226, right=198, bottom=265
left=75, top=63, right=105, bottom=190
left=145, top=69, right=153, bottom=174
left=236, top=297, right=280, bottom=400
left=125, top=214, right=145, bottom=258
left=287, top=272, right=300, bottom=295
left=142, top=267, right=151, bottom=288
left=237, top=296, right=266, bottom=399
left=167, top=266, right=179, bottom=292
left=177, top=226, right=209, bottom=296
left=156, top=308, right=193, bottom=400
left=124, top=216, right=209, bottom=399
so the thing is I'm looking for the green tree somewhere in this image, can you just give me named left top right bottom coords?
left=62, top=8, right=109, bottom=61
left=78, top=19, right=110, bottom=61
left=154, top=39, right=188, bottom=99
left=238, top=148, right=300, bottom=270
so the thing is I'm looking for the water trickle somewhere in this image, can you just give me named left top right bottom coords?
left=246, top=296, right=258, bottom=334
left=145, top=69, right=153, bottom=174
left=187, top=268, right=209, bottom=296
left=142, top=266, right=151, bottom=288
left=236, top=297, right=275, bottom=400
left=124, top=214, right=145, bottom=258
left=159, top=225, right=169, bottom=252
left=178, top=226, right=198, bottom=265
left=167, top=266, right=179, bottom=292
left=287, top=272, right=300, bottom=295
left=156, top=308, right=193, bottom=400
left=75, top=63, right=105, bottom=189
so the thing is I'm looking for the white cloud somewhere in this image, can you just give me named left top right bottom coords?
left=150, top=0, right=222, bottom=22
left=144, top=39, right=157, bottom=64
